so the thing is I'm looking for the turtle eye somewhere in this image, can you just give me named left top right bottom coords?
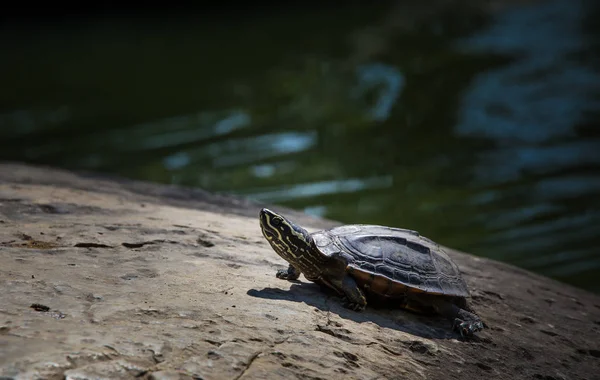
left=271, top=217, right=282, bottom=227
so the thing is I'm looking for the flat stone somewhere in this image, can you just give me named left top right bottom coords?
left=0, top=162, right=599, bottom=380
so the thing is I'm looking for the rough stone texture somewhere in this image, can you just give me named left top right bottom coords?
left=0, top=162, right=599, bottom=380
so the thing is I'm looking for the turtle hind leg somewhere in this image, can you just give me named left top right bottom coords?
left=276, top=264, right=301, bottom=280
left=429, top=297, right=484, bottom=337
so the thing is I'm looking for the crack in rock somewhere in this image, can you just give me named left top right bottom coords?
left=232, top=351, right=262, bottom=380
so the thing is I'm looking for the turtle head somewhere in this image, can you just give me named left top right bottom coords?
left=259, top=208, right=311, bottom=263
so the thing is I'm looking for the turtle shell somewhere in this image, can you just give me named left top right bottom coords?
left=310, top=225, right=470, bottom=298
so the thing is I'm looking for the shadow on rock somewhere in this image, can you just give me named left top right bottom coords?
left=247, top=283, right=459, bottom=340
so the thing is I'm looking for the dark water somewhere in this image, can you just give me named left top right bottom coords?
left=1, top=1, right=599, bottom=292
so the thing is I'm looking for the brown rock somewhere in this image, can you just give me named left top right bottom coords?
left=0, top=162, right=599, bottom=380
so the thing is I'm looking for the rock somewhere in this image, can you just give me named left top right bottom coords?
left=148, top=370, right=196, bottom=380
left=0, top=162, right=599, bottom=380
left=63, top=358, right=154, bottom=379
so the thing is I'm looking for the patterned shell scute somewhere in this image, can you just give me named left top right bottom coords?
left=321, top=225, right=469, bottom=297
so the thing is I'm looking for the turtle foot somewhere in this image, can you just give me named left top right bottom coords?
left=276, top=269, right=293, bottom=280
left=275, top=266, right=300, bottom=281
left=275, top=269, right=288, bottom=279
left=453, top=318, right=484, bottom=337
left=341, top=296, right=366, bottom=311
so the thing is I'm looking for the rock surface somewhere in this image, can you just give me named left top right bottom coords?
left=1, top=162, right=599, bottom=380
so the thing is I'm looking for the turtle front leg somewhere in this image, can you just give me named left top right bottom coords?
left=276, top=264, right=301, bottom=280
left=337, top=275, right=367, bottom=311
left=321, top=252, right=367, bottom=311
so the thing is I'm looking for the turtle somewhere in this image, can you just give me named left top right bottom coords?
left=258, top=208, right=484, bottom=337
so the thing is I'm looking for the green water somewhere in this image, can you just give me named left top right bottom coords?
left=1, top=1, right=599, bottom=292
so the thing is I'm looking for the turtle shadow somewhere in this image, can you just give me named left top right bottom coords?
left=247, top=282, right=461, bottom=340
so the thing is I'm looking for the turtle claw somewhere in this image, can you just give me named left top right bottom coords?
left=276, top=265, right=300, bottom=281
left=341, top=296, right=366, bottom=311
left=453, top=318, right=484, bottom=337
left=276, top=268, right=300, bottom=280
left=275, top=269, right=289, bottom=279
left=354, top=303, right=365, bottom=311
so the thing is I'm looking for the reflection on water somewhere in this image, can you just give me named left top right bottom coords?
left=125, top=109, right=252, bottom=151
left=244, top=176, right=394, bottom=203
left=454, top=0, right=600, bottom=285
left=1, top=1, right=599, bottom=292
left=355, top=63, right=405, bottom=121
